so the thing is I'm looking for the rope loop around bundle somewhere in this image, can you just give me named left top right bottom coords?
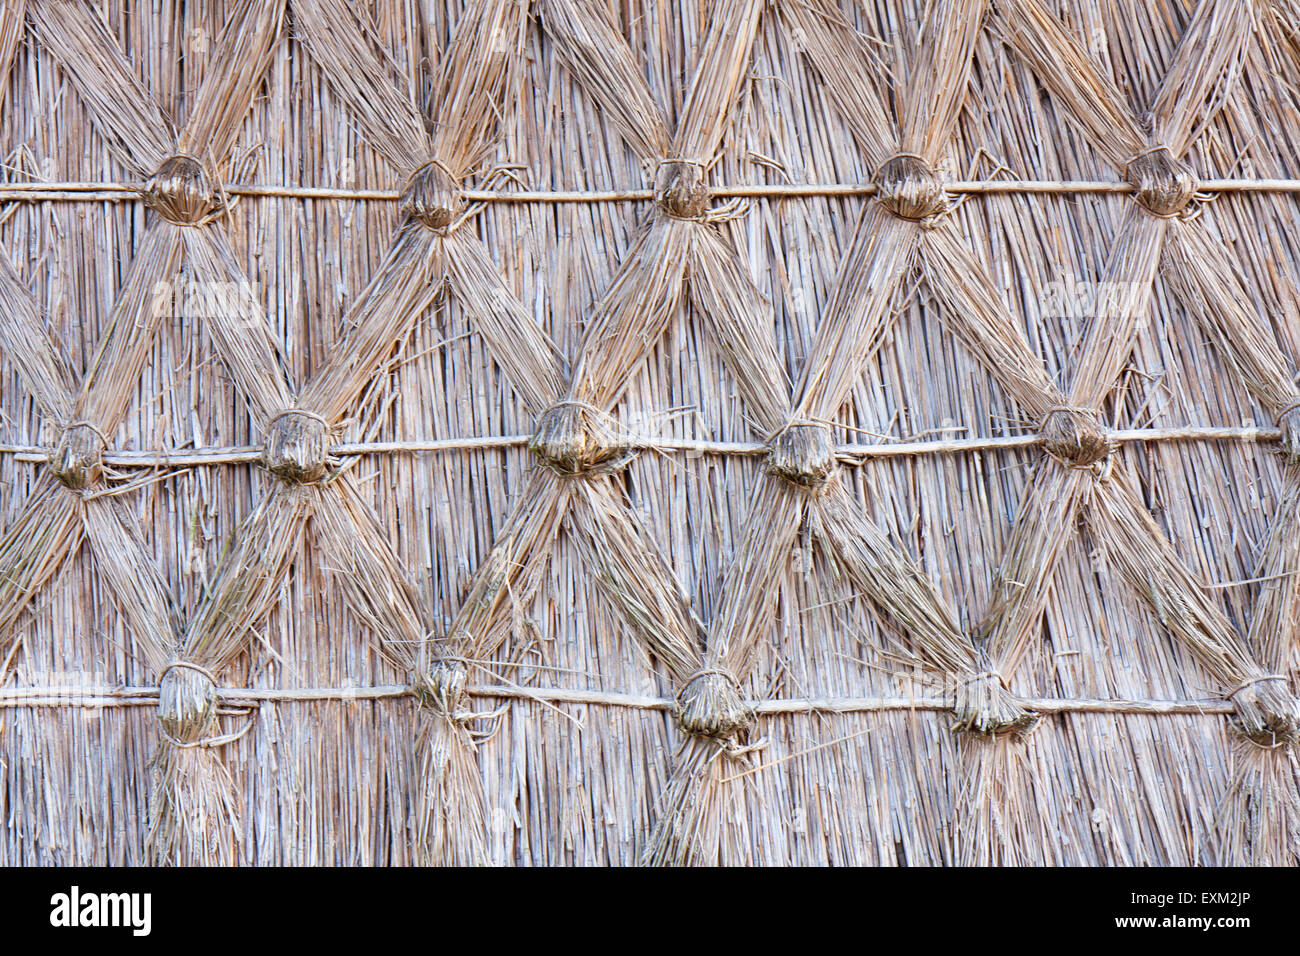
left=262, top=408, right=336, bottom=484
left=156, top=718, right=256, bottom=751
left=50, top=420, right=109, bottom=491
left=155, top=660, right=258, bottom=749
left=142, top=154, right=228, bottom=226
left=527, top=399, right=637, bottom=477
left=873, top=152, right=948, bottom=223
left=1123, top=146, right=1197, bottom=218
left=158, top=660, right=219, bottom=685
left=1039, top=405, right=1113, bottom=470
left=674, top=667, right=755, bottom=741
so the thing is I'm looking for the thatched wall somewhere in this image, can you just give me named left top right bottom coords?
left=2, top=0, right=1300, bottom=865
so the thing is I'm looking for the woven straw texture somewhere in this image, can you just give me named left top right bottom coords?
left=3, top=0, right=1300, bottom=866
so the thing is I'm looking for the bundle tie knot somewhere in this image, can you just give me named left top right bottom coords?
left=142, top=154, right=226, bottom=226
left=765, top=420, right=837, bottom=490
left=1227, top=674, right=1299, bottom=749
left=874, top=152, right=947, bottom=222
left=157, top=659, right=223, bottom=747
left=653, top=158, right=711, bottom=220
left=1275, top=400, right=1300, bottom=460
left=51, top=420, right=109, bottom=491
left=262, top=408, right=335, bottom=484
left=1123, top=146, right=1197, bottom=218
left=1039, top=405, right=1113, bottom=469
left=952, top=668, right=1040, bottom=738
left=528, top=400, right=636, bottom=477
left=674, top=667, right=755, bottom=741
left=400, top=159, right=467, bottom=233
left=414, top=659, right=470, bottom=718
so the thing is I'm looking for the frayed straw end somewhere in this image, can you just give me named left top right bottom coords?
left=528, top=401, right=633, bottom=477
left=641, top=737, right=734, bottom=866
left=1219, top=736, right=1300, bottom=865
left=1229, top=677, right=1300, bottom=748
left=766, top=422, right=837, bottom=490
left=146, top=743, right=243, bottom=866
left=413, top=707, right=490, bottom=866
left=675, top=670, right=754, bottom=740
left=952, top=672, right=1039, bottom=738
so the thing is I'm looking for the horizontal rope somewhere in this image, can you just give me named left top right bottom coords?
left=4, top=178, right=1300, bottom=204
left=0, top=682, right=1240, bottom=716
left=0, top=424, right=1282, bottom=468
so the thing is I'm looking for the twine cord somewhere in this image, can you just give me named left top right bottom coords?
left=156, top=660, right=255, bottom=750
left=1227, top=674, right=1290, bottom=698
left=158, top=659, right=219, bottom=686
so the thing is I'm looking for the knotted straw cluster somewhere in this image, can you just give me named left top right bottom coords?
left=400, top=161, right=466, bottom=233
left=143, top=155, right=227, bottom=226
left=528, top=401, right=635, bottom=477
left=674, top=669, right=754, bottom=740
left=49, top=422, right=107, bottom=490
left=654, top=160, right=711, bottom=220
left=1124, top=147, right=1198, bottom=219
left=766, top=422, right=838, bottom=490
left=1039, top=407, right=1112, bottom=468
left=262, top=410, right=335, bottom=484
left=874, top=153, right=948, bottom=223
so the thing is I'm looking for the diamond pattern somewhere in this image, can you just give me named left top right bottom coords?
left=0, top=0, right=1298, bottom=865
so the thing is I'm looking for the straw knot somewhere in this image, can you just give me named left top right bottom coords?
left=1124, top=147, right=1196, bottom=217
left=414, top=659, right=469, bottom=718
left=1276, top=402, right=1300, bottom=459
left=400, top=161, right=465, bottom=233
left=262, top=410, right=334, bottom=483
left=51, top=421, right=107, bottom=490
left=157, top=660, right=218, bottom=746
left=766, top=421, right=837, bottom=490
left=528, top=401, right=635, bottom=477
left=874, top=153, right=946, bottom=222
left=952, top=669, right=1040, bottom=738
left=142, top=155, right=225, bottom=225
left=1039, top=406, right=1112, bottom=468
left=654, top=159, right=711, bottom=220
left=675, top=668, right=754, bottom=740
left=1227, top=674, right=1300, bottom=748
